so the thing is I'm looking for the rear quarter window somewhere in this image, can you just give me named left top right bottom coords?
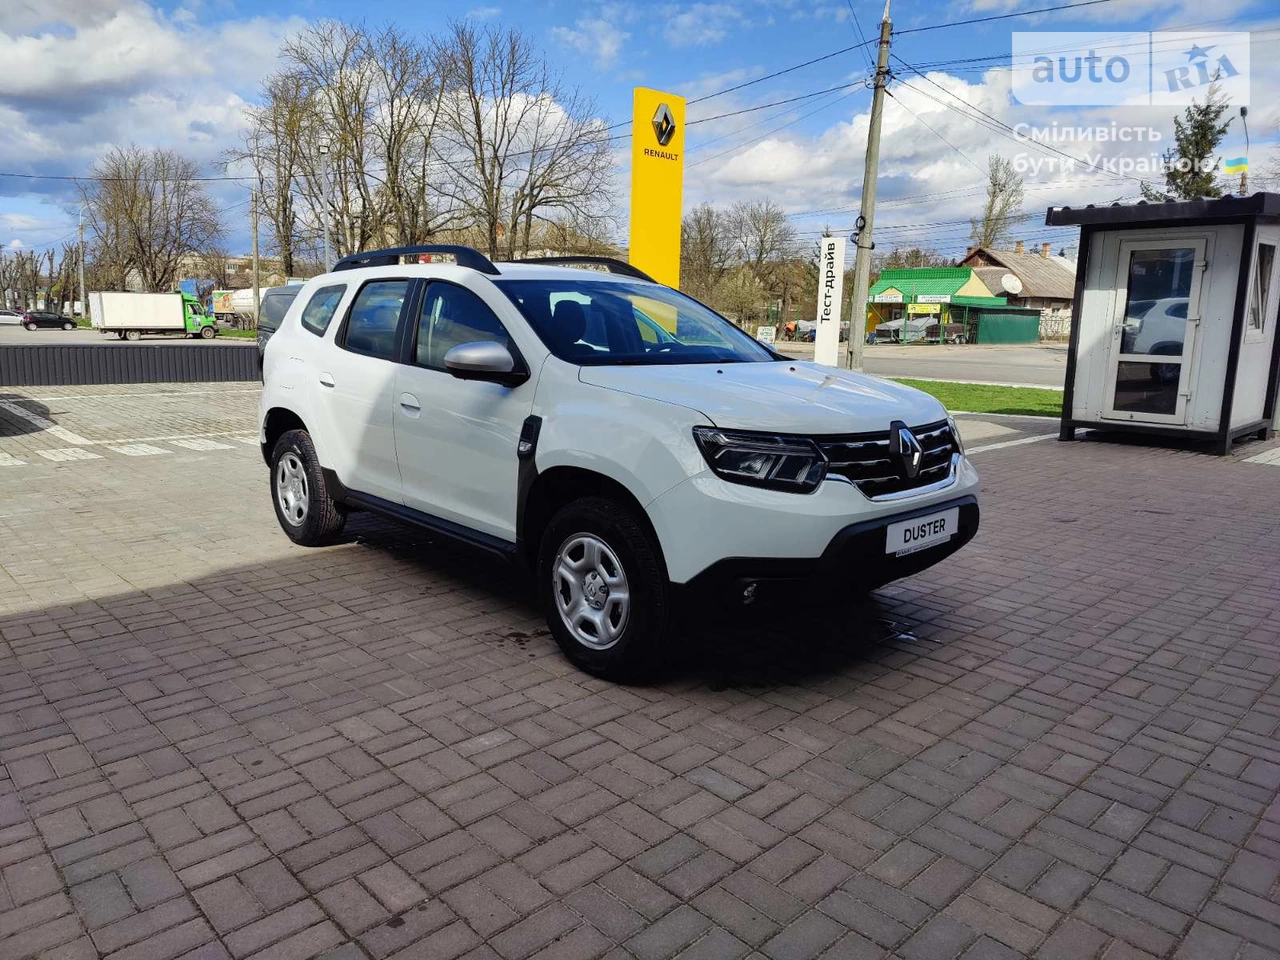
left=300, top=285, right=346, bottom=337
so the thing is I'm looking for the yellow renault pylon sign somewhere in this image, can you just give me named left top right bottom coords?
left=629, top=87, right=685, bottom=289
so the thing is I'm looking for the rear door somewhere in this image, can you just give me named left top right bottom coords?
left=311, top=277, right=414, bottom=502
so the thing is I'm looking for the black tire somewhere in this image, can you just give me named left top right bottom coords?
left=124, top=329, right=141, bottom=341
left=199, top=325, right=216, bottom=339
left=270, top=429, right=345, bottom=545
left=24, top=322, right=35, bottom=331
left=62, top=322, right=75, bottom=331
left=538, top=495, right=671, bottom=682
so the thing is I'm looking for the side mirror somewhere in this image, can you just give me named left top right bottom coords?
left=443, top=341, right=528, bottom=387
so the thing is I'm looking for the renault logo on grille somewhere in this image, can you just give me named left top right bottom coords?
left=889, top=421, right=924, bottom=479
left=652, top=103, right=676, bottom=147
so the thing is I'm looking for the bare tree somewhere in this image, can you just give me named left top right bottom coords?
left=438, top=20, right=612, bottom=260
left=969, top=155, right=1024, bottom=250
left=227, top=71, right=310, bottom=276
left=727, top=199, right=799, bottom=320
left=81, top=146, right=222, bottom=292
left=680, top=203, right=734, bottom=304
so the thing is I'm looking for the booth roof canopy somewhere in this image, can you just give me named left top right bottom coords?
left=869, top=267, right=980, bottom=299
left=1046, top=192, right=1280, bottom=227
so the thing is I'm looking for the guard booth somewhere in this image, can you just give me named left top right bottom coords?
left=1048, top=194, right=1280, bottom=454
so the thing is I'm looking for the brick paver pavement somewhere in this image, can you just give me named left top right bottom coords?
left=1, top=385, right=1279, bottom=959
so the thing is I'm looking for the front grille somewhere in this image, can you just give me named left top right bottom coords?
left=818, top=420, right=958, bottom=498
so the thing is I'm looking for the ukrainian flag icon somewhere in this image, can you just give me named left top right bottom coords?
left=1224, top=157, right=1249, bottom=174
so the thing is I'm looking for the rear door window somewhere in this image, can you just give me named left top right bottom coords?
left=299, top=285, right=345, bottom=337
left=340, top=280, right=410, bottom=360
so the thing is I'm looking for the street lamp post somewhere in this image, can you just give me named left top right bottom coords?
left=318, top=139, right=333, bottom=271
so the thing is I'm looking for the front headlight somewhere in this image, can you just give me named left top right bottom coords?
left=947, top=415, right=965, bottom=456
left=692, top=427, right=827, bottom=493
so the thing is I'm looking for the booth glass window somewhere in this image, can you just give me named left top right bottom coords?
left=1248, top=242, right=1275, bottom=336
left=1120, top=247, right=1194, bottom=356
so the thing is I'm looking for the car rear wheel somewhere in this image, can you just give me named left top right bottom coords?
left=124, top=329, right=141, bottom=341
left=24, top=322, right=35, bottom=331
left=538, top=495, right=671, bottom=682
left=270, top=429, right=345, bottom=546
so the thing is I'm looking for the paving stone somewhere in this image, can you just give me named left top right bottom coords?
left=4, top=389, right=1280, bottom=960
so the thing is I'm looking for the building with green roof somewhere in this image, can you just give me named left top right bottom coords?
left=867, top=267, right=1041, bottom=344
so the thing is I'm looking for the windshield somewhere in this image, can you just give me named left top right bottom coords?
left=493, top=278, right=777, bottom=365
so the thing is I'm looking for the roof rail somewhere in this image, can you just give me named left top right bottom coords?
left=512, top=256, right=655, bottom=283
left=332, top=245, right=499, bottom=275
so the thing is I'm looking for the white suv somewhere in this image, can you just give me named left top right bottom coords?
left=259, top=246, right=980, bottom=680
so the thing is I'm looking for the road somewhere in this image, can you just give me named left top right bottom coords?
left=0, top=325, right=1067, bottom=385
left=0, top=324, right=249, bottom=346
left=776, top=342, right=1068, bottom=388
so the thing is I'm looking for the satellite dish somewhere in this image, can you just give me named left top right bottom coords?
left=1000, top=273, right=1023, bottom=295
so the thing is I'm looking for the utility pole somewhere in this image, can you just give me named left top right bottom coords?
left=251, top=188, right=261, bottom=327
left=77, top=206, right=87, bottom=320
left=846, top=0, right=892, bottom=372
left=1239, top=106, right=1250, bottom=196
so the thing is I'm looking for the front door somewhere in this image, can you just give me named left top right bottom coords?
left=1102, top=239, right=1207, bottom=425
left=393, top=280, right=534, bottom=541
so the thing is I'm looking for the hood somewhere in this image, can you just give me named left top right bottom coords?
left=578, top=361, right=947, bottom=434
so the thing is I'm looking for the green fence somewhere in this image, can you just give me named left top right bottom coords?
left=973, top=310, right=1041, bottom=344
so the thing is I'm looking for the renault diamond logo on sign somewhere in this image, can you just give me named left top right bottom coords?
left=652, top=103, right=676, bottom=147
left=889, top=421, right=924, bottom=480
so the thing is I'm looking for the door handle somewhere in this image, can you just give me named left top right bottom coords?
left=399, top=393, right=421, bottom=414
left=318, top=373, right=335, bottom=388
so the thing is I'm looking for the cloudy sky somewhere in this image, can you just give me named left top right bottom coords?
left=1, top=0, right=1278, bottom=265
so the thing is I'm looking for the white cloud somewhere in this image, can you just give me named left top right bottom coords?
left=551, top=10, right=630, bottom=69
left=466, top=6, right=502, bottom=18
left=662, top=4, right=748, bottom=48
left=7, top=239, right=24, bottom=249
left=0, top=2, right=307, bottom=254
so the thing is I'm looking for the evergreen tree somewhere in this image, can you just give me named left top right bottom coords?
left=1141, top=79, right=1232, bottom=201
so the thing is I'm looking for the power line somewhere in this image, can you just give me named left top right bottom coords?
left=687, top=40, right=877, bottom=105
left=846, top=0, right=877, bottom=73
left=689, top=88, right=862, bottom=169
left=688, top=81, right=865, bottom=126
left=894, top=0, right=1117, bottom=35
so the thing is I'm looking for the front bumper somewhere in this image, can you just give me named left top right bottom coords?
left=645, top=455, right=980, bottom=584
left=676, top=494, right=979, bottom=607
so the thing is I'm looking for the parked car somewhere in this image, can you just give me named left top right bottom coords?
left=259, top=246, right=980, bottom=681
left=0, top=309, right=22, bottom=325
left=1122, top=296, right=1189, bottom=383
left=22, top=311, right=76, bottom=331
left=256, top=285, right=306, bottom=372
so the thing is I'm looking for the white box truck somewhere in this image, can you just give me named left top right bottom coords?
left=89, top=291, right=219, bottom=341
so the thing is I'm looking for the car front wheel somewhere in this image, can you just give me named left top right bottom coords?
left=62, top=322, right=75, bottom=331
left=199, top=325, right=216, bottom=339
left=270, top=429, right=345, bottom=545
left=24, top=322, right=35, bottom=331
left=538, top=495, right=671, bottom=682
